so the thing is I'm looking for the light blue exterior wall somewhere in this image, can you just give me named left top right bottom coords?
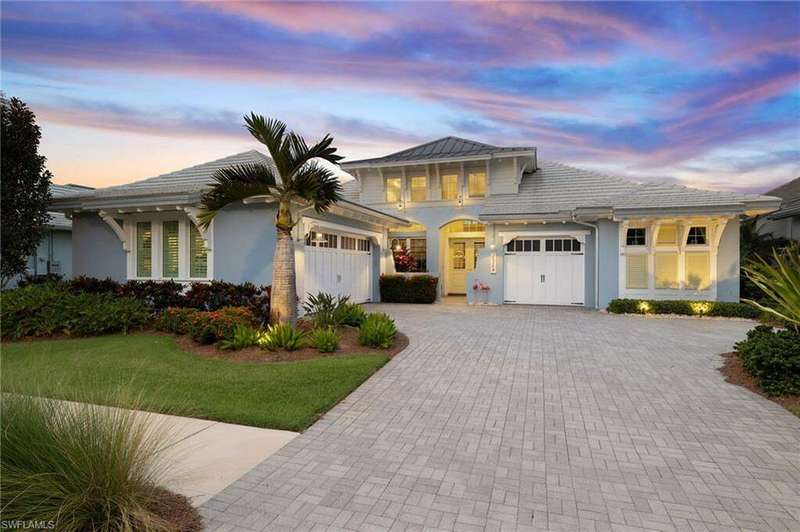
left=596, top=219, right=620, bottom=308
left=716, top=218, right=740, bottom=302
left=72, top=213, right=127, bottom=281
left=212, top=203, right=277, bottom=285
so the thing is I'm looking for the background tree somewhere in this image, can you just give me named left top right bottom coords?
left=199, top=114, right=342, bottom=324
left=1, top=96, right=52, bottom=287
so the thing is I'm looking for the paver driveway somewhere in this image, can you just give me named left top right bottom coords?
left=201, top=305, right=800, bottom=531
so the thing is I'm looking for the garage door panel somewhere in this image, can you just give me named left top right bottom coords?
left=304, top=235, right=372, bottom=304
left=504, top=238, right=584, bottom=306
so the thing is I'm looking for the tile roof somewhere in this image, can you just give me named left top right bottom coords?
left=49, top=184, right=94, bottom=229
left=343, top=136, right=534, bottom=166
left=481, top=161, right=780, bottom=218
left=765, top=177, right=800, bottom=219
left=65, top=150, right=274, bottom=200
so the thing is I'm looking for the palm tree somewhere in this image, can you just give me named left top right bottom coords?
left=198, top=114, right=343, bottom=324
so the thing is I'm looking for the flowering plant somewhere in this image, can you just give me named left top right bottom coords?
left=472, top=281, right=490, bottom=291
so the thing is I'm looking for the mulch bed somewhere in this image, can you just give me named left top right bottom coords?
left=719, top=351, right=800, bottom=412
left=175, top=325, right=409, bottom=363
left=148, top=488, right=203, bottom=532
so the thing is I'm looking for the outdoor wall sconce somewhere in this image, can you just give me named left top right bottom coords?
left=397, top=200, right=405, bottom=211
left=456, top=195, right=463, bottom=207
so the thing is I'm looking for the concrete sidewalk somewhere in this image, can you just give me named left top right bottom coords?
left=156, top=413, right=298, bottom=505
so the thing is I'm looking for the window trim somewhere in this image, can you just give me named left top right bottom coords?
left=125, top=214, right=213, bottom=281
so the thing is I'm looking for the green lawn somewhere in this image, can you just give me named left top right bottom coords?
left=1, top=334, right=389, bottom=431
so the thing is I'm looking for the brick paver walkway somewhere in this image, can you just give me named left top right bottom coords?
left=201, top=305, right=800, bottom=531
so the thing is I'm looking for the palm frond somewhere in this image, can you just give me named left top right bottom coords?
left=742, top=244, right=800, bottom=329
left=243, top=114, right=292, bottom=176
left=286, top=132, right=343, bottom=177
left=290, top=161, right=343, bottom=213
left=198, top=163, right=279, bottom=227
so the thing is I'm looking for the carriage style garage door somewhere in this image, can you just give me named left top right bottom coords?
left=303, top=231, right=372, bottom=303
left=504, top=237, right=585, bottom=306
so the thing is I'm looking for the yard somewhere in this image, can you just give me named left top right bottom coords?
left=1, top=334, right=390, bottom=431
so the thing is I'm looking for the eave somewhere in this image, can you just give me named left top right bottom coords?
left=341, top=149, right=536, bottom=171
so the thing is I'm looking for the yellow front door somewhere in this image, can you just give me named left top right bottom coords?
left=447, top=239, right=484, bottom=294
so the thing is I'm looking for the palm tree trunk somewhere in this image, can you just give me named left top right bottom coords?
left=270, top=201, right=298, bottom=325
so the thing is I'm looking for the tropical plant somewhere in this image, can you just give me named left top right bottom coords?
left=743, top=244, right=800, bottom=330
left=303, top=291, right=350, bottom=329
left=1, top=96, right=53, bottom=287
left=258, top=323, right=307, bottom=351
left=735, top=325, right=800, bottom=396
left=220, top=324, right=262, bottom=350
left=340, top=302, right=368, bottom=327
left=0, top=393, right=179, bottom=531
left=310, top=327, right=340, bottom=353
left=199, top=114, right=343, bottom=325
left=358, top=313, right=397, bottom=349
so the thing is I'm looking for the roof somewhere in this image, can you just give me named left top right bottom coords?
left=48, top=183, right=94, bottom=229
left=765, top=177, right=800, bottom=220
left=481, top=161, right=782, bottom=219
left=342, top=136, right=534, bottom=168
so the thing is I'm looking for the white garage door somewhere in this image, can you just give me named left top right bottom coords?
left=504, top=237, right=585, bottom=306
left=303, top=232, right=372, bottom=303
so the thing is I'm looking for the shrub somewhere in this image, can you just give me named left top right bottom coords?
left=606, top=298, right=761, bottom=319
left=1, top=284, right=151, bottom=339
left=0, top=393, right=175, bottom=531
left=743, top=244, right=800, bottom=330
left=310, top=328, right=340, bottom=353
left=68, top=275, right=122, bottom=295
left=303, top=292, right=350, bottom=329
left=120, top=280, right=185, bottom=311
left=379, top=274, right=438, bottom=303
left=358, top=313, right=397, bottom=348
left=188, top=306, right=256, bottom=345
left=153, top=307, right=200, bottom=335
left=340, top=302, right=368, bottom=327
left=16, top=272, right=64, bottom=287
left=735, top=325, right=800, bottom=396
left=258, top=323, right=306, bottom=351
left=183, top=281, right=270, bottom=317
left=220, top=324, right=262, bottom=350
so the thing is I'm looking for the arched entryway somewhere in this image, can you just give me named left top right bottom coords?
left=439, top=218, right=485, bottom=295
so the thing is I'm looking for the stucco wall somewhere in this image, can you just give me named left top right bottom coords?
left=716, top=217, right=740, bottom=302
left=212, top=203, right=277, bottom=285
left=72, top=213, right=127, bottom=281
left=596, top=219, right=620, bottom=308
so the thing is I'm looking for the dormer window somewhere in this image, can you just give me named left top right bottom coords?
left=468, top=171, right=486, bottom=198
left=687, top=226, right=707, bottom=245
left=385, top=177, right=402, bottom=203
left=410, top=176, right=427, bottom=202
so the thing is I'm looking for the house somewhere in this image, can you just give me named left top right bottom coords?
left=756, top=177, right=799, bottom=241
left=51, top=138, right=781, bottom=308
left=15, top=183, right=93, bottom=285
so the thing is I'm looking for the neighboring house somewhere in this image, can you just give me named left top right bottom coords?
left=51, top=138, right=781, bottom=308
left=756, top=177, right=799, bottom=241
left=17, top=183, right=93, bottom=284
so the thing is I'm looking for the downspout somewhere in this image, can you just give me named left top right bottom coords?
left=572, top=217, right=600, bottom=309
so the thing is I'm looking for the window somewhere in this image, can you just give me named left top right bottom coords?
left=136, top=222, right=152, bottom=277
left=687, top=226, right=707, bottom=245
left=441, top=174, right=458, bottom=200
left=626, top=254, right=648, bottom=289
left=341, top=236, right=356, bottom=250
left=305, top=232, right=337, bottom=248
left=451, top=242, right=466, bottom=270
left=467, top=171, right=486, bottom=198
left=358, top=239, right=371, bottom=252
left=410, top=176, right=427, bottom=202
left=657, top=224, right=677, bottom=245
left=162, top=221, right=179, bottom=278
left=409, top=238, right=427, bottom=271
left=685, top=252, right=710, bottom=290
left=385, top=177, right=402, bottom=203
left=445, top=220, right=485, bottom=233
left=189, top=224, right=208, bottom=278
left=654, top=252, right=679, bottom=289
left=626, top=228, right=646, bottom=246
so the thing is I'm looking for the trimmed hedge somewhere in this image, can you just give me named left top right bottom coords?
left=607, top=298, right=760, bottom=319
left=156, top=306, right=257, bottom=345
left=379, top=274, right=438, bottom=304
left=20, top=276, right=271, bottom=316
left=1, top=284, right=151, bottom=339
left=735, top=325, right=800, bottom=396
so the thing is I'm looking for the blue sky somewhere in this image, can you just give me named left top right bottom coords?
left=2, top=1, right=798, bottom=192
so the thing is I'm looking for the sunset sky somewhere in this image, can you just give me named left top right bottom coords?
left=2, top=1, right=798, bottom=193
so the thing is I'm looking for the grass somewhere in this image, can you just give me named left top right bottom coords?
left=1, top=334, right=389, bottom=431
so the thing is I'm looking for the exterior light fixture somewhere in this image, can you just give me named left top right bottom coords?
left=690, top=302, right=710, bottom=315
left=637, top=301, right=651, bottom=314
left=397, top=200, right=405, bottom=211
left=456, top=195, right=463, bottom=207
